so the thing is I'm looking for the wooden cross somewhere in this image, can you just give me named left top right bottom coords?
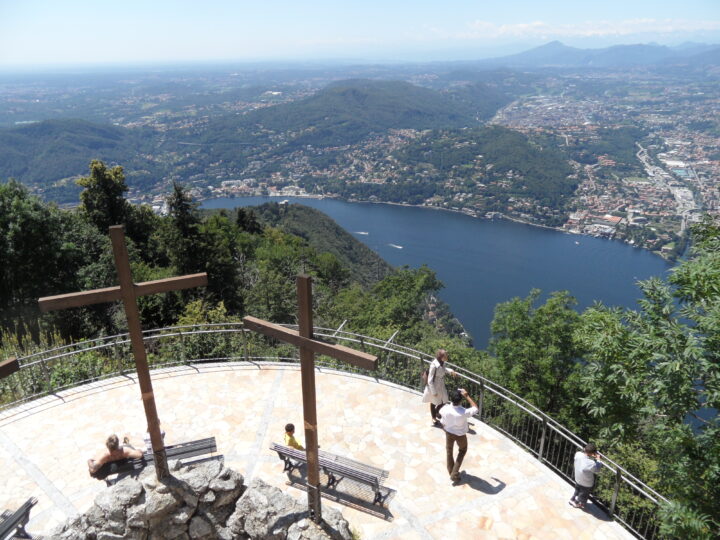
left=243, top=275, right=377, bottom=523
left=37, top=225, right=208, bottom=479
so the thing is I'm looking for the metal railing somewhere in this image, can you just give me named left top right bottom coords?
left=0, top=322, right=668, bottom=539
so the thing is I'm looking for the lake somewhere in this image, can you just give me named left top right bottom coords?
left=202, top=196, right=671, bottom=348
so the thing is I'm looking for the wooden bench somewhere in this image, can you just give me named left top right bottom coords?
left=0, top=497, right=37, bottom=540
left=270, top=443, right=390, bottom=506
left=98, top=437, right=219, bottom=484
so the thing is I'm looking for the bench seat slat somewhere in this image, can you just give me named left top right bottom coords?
left=319, top=451, right=387, bottom=478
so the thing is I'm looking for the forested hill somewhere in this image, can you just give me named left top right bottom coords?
left=203, top=79, right=481, bottom=149
left=249, top=202, right=393, bottom=287
left=0, top=119, right=161, bottom=201
left=0, top=79, right=518, bottom=203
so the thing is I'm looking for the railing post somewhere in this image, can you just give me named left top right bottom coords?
left=116, top=340, right=124, bottom=375
left=477, top=380, right=485, bottom=420
left=609, top=468, right=622, bottom=517
left=180, top=330, right=187, bottom=364
left=240, top=327, right=250, bottom=363
left=40, top=359, right=52, bottom=393
left=538, top=418, right=548, bottom=463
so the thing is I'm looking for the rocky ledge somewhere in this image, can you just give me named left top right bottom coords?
left=50, top=460, right=352, bottom=540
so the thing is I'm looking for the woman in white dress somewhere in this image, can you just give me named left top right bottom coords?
left=422, top=349, right=457, bottom=426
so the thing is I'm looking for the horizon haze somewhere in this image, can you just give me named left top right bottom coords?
left=1, top=0, right=719, bottom=68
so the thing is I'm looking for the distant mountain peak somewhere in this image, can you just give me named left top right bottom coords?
left=481, top=40, right=720, bottom=68
left=539, top=40, right=567, bottom=48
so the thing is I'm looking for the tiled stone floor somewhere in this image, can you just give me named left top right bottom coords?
left=0, top=363, right=632, bottom=539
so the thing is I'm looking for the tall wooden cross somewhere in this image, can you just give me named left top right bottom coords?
left=243, top=275, right=377, bottom=523
left=37, top=225, right=208, bottom=479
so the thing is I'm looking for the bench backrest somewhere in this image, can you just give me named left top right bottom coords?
left=102, top=437, right=219, bottom=480
left=144, top=437, right=217, bottom=462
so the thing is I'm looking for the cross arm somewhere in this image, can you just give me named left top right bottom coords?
left=39, top=285, right=121, bottom=312
left=243, top=316, right=377, bottom=371
left=0, top=357, right=20, bottom=378
left=39, top=273, right=208, bottom=312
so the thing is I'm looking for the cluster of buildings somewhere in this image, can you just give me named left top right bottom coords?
left=491, top=70, right=718, bottom=257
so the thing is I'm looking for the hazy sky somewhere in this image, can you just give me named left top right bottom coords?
left=1, top=0, right=719, bottom=67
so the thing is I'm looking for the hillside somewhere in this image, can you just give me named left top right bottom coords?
left=0, top=79, right=512, bottom=201
left=294, top=125, right=576, bottom=225
left=244, top=202, right=393, bottom=288
left=0, top=119, right=161, bottom=201
left=203, top=79, right=480, bottom=150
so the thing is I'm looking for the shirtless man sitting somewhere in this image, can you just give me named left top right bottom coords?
left=87, top=434, right=143, bottom=479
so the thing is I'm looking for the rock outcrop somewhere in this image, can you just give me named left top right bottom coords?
left=51, top=460, right=352, bottom=540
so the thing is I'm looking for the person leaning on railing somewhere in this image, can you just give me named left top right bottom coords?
left=569, top=443, right=603, bottom=509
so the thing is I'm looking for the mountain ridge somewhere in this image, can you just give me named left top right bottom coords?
left=479, top=40, right=720, bottom=68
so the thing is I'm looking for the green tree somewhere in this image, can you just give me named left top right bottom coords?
left=577, top=216, right=720, bottom=536
left=236, top=207, right=263, bottom=234
left=125, top=203, right=163, bottom=263
left=313, top=252, right=350, bottom=294
left=162, top=182, right=205, bottom=275
left=0, top=180, right=65, bottom=334
left=76, top=160, right=130, bottom=233
left=0, top=180, right=120, bottom=339
left=200, top=211, right=257, bottom=314
left=488, top=290, right=582, bottom=421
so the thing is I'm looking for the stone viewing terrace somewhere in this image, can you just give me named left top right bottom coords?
left=0, top=326, right=662, bottom=539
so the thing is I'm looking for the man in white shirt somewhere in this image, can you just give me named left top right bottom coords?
left=439, top=388, right=479, bottom=484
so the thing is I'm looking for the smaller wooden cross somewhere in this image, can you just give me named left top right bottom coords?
left=243, top=275, right=377, bottom=523
left=37, top=225, right=208, bottom=479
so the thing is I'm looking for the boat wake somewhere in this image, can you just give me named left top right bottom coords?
left=388, top=243, right=403, bottom=249
left=355, top=231, right=369, bottom=235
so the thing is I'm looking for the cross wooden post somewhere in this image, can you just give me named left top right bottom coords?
left=37, top=225, right=208, bottom=479
left=243, top=275, right=377, bottom=523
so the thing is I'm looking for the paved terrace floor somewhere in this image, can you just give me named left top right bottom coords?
left=0, top=363, right=633, bottom=540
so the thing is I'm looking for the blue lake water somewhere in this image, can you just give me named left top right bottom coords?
left=202, top=196, right=671, bottom=348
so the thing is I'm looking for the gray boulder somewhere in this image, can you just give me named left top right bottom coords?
left=49, top=461, right=352, bottom=540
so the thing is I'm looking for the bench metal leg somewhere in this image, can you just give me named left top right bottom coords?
left=281, top=455, right=302, bottom=474
left=323, top=467, right=342, bottom=490
left=372, top=486, right=388, bottom=506
left=14, top=527, right=33, bottom=539
left=15, top=519, right=33, bottom=539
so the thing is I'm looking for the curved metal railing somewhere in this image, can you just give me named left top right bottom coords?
left=0, top=323, right=668, bottom=539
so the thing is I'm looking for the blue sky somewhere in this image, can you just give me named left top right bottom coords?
left=1, top=0, right=719, bottom=67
